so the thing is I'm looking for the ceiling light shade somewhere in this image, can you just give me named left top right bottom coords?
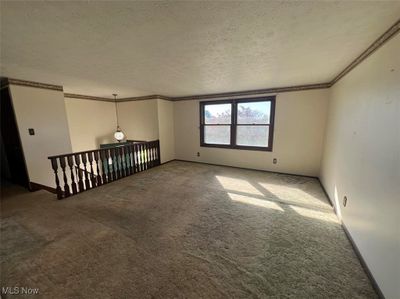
left=114, top=126, right=125, bottom=142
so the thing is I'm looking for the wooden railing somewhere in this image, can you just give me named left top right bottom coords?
left=48, top=140, right=160, bottom=199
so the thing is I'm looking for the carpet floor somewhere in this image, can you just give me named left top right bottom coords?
left=1, top=161, right=377, bottom=298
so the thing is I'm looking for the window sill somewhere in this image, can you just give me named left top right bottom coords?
left=200, top=144, right=272, bottom=152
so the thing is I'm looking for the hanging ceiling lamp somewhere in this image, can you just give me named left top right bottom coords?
left=113, top=93, right=125, bottom=142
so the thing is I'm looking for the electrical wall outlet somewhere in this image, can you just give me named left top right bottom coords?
left=197, top=152, right=200, bottom=157
left=343, top=196, right=348, bottom=207
left=273, top=158, right=277, bottom=164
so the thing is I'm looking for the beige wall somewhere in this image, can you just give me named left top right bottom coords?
left=65, top=98, right=175, bottom=163
left=157, top=99, right=175, bottom=163
left=9, top=85, right=72, bottom=187
left=65, top=98, right=117, bottom=152
left=320, top=35, right=400, bottom=299
left=174, top=89, right=329, bottom=176
left=116, top=99, right=159, bottom=141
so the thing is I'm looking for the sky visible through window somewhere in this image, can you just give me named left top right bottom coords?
left=202, top=99, right=273, bottom=148
left=205, top=101, right=270, bottom=124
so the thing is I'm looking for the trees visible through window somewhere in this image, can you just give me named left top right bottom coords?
left=200, top=97, right=275, bottom=151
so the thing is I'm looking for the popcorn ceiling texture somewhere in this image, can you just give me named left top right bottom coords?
left=1, top=161, right=377, bottom=298
left=1, top=1, right=399, bottom=98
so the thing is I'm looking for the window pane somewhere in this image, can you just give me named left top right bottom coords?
left=237, top=101, right=270, bottom=124
left=204, top=104, right=232, bottom=124
left=204, top=125, right=230, bottom=144
left=236, top=126, right=269, bottom=147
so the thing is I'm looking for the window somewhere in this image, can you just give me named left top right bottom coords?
left=200, top=97, right=275, bottom=151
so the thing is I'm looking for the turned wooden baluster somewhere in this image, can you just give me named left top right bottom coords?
left=124, top=146, right=129, bottom=176
left=94, top=151, right=103, bottom=186
left=118, top=147, right=124, bottom=178
left=151, top=142, right=156, bottom=167
left=152, top=143, right=157, bottom=166
left=106, top=149, right=113, bottom=181
left=153, top=143, right=157, bottom=166
left=81, top=153, right=91, bottom=189
left=50, top=158, right=63, bottom=199
left=111, top=148, right=119, bottom=180
left=142, top=143, right=147, bottom=170
left=140, top=144, right=144, bottom=171
left=123, top=146, right=129, bottom=176
left=132, top=145, right=136, bottom=172
left=115, top=147, right=121, bottom=178
left=74, top=154, right=84, bottom=192
left=133, top=144, right=138, bottom=173
left=125, top=145, right=132, bottom=176
left=146, top=143, right=150, bottom=169
left=124, top=146, right=130, bottom=176
left=67, top=156, right=77, bottom=195
left=100, top=150, right=108, bottom=184
left=130, top=144, right=136, bottom=174
left=148, top=144, right=152, bottom=168
left=133, top=144, right=139, bottom=172
left=149, top=143, right=154, bottom=168
left=59, top=156, right=71, bottom=197
left=88, top=151, right=97, bottom=188
left=121, top=146, right=128, bottom=177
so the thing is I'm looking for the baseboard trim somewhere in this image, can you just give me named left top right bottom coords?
left=317, top=180, right=385, bottom=299
left=29, top=182, right=57, bottom=194
left=341, top=222, right=385, bottom=299
left=160, top=159, right=176, bottom=165
left=172, top=159, right=318, bottom=179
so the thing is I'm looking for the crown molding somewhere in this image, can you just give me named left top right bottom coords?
left=117, top=94, right=171, bottom=102
left=171, top=83, right=331, bottom=101
left=1, top=77, right=63, bottom=91
left=2, top=18, right=398, bottom=102
left=331, top=18, right=400, bottom=85
left=64, top=93, right=114, bottom=102
left=65, top=83, right=332, bottom=103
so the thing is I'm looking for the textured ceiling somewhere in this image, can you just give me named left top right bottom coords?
left=1, top=1, right=400, bottom=98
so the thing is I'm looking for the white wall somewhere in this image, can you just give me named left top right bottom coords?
left=9, top=85, right=72, bottom=187
left=174, top=89, right=329, bottom=176
left=116, top=99, right=159, bottom=141
left=157, top=99, right=175, bottom=163
left=65, top=98, right=117, bottom=152
left=320, top=35, right=400, bottom=299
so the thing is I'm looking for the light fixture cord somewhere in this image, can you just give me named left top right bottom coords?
left=113, top=94, right=120, bottom=127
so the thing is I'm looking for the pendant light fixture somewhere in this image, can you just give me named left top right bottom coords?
left=113, top=93, right=125, bottom=142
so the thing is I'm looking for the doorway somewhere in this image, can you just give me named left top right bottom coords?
left=0, top=87, right=30, bottom=189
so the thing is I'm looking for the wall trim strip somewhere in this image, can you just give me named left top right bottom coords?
left=1, top=77, right=63, bottom=91
left=118, top=94, right=170, bottom=102
left=2, top=19, right=398, bottom=102
left=331, top=18, right=400, bottom=85
left=64, top=93, right=114, bottom=102
left=174, top=159, right=318, bottom=179
left=29, top=182, right=58, bottom=194
left=171, top=83, right=330, bottom=101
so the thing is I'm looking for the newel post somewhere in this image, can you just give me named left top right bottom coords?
left=156, top=140, right=161, bottom=165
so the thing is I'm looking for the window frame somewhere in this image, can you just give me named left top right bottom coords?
left=200, top=96, right=276, bottom=152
